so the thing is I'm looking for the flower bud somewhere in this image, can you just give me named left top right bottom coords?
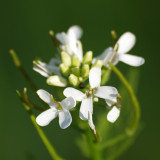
left=47, top=75, right=67, bottom=87
left=92, top=60, right=103, bottom=68
left=81, top=64, right=89, bottom=78
left=69, top=74, right=79, bottom=87
left=83, top=51, right=93, bottom=65
left=72, top=56, right=80, bottom=67
left=111, top=30, right=117, bottom=41
left=79, top=77, right=83, bottom=82
left=61, top=51, right=71, bottom=66
left=94, top=97, right=99, bottom=102
left=59, top=63, right=70, bottom=76
left=71, top=67, right=80, bottom=77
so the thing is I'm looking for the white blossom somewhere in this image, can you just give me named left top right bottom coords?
left=93, top=32, right=145, bottom=68
left=63, top=67, right=118, bottom=120
left=36, top=89, right=76, bottom=129
left=56, top=25, right=83, bottom=62
left=33, top=58, right=61, bottom=77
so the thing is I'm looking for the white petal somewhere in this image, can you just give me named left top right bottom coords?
left=48, top=58, right=61, bottom=76
left=107, top=106, right=120, bottom=123
left=48, top=58, right=61, bottom=66
left=60, top=97, right=76, bottom=110
left=119, top=54, right=145, bottom=66
left=37, top=89, right=55, bottom=107
left=48, top=66, right=61, bottom=76
left=36, top=108, right=58, bottom=126
left=92, top=47, right=113, bottom=64
left=114, top=32, right=136, bottom=54
left=105, top=99, right=117, bottom=106
left=88, top=111, right=96, bottom=134
left=36, top=61, right=49, bottom=73
left=63, top=87, right=85, bottom=101
left=33, top=61, right=51, bottom=77
left=59, top=110, right=72, bottom=129
left=103, top=49, right=114, bottom=65
left=33, top=66, right=49, bottom=77
left=67, top=25, right=83, bottom=40
left=79, top=97, right=93, bottom=120
left=95, top=86, right=118, bottom=101
left=89, top=67, right=101, bottom=88
left=56, top=32, right=69, bottom=45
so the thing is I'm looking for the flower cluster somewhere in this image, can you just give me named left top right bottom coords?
left=34, top=26, right=145, bottom=132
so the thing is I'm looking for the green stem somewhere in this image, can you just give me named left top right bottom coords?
left=16, top=91, right=64, bottom=160
left=85, top=129, right=102, bottom=160
left=10, top=49, right=37, bottom=92
left=49, top=30, right=62, bottom=52
left=109, top=63, right=140, bottom=135
left=101, top=68, right=111, bottom=85
left=100, top=133, right=127, bottom=150
left=23, top=88, right=45, bottom=111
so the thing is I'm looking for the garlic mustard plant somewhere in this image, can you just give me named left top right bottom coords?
left=10, top=25, right=145, bottom=160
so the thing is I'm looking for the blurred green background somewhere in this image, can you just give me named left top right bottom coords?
left=0, top=0, right=160, bottom=159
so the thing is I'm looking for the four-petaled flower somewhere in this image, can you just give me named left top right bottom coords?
left=33, top=58, right=61, bottom=77
left=63, top=67, right=118, bottom=121
left=93, top=32, right=145, bottom=68
left=36, top=89, right=76, bottom=129
left=56, top=25, right=83, bottom=62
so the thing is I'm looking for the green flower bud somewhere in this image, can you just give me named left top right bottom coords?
left=111, top=30, right=117, bottom=41
left=92, top=60, right=103, bottom=68
left=47, top=75, right=67, bottom=87
left=61, top=51, right=71, bottom=66
left=59, top=63, right=70, bottom=76
left=81, top=64, right=89, bottom=78
left=79, top=77, right=83, bottom=82
left=72, top=56, right=80, bottom=67
left=69, top=74, right=79, bottom=87
left=71, top=67, right=80, bottom=77
left=83, top=51, right=93, bottom=65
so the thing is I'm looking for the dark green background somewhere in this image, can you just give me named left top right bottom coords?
left=0, top=0, right=159, bottom=159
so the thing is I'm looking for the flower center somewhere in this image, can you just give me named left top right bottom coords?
left=85, top=87, right=98, bottom=98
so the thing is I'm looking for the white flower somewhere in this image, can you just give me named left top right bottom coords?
left=36, top=89, right=76, bottom=129
left=107, top=106, right=120, bottom=123
left=93, top=32, right=145, bottom=67
left=56, top=25, right=83, bottom=62
left=33, top=58, right=61, bottom=77
left=63, top=67, right=118, bottom=120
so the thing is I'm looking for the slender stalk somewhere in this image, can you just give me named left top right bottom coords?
left=23, top=88, right=45, bottom=111
left=109, top=63, right=140, bottom=135
left=16, top=91, right=64, bottom=160
left=9, top=49, right=37, bottom=92
left=101, top=68, right=111, bottom=85
left=110, top=30, right=118, bottom=45
left=49, top=30, right=62, bottom=52
left=100, top=133, right=127, bottom=150
left=85, top=129, right=102, bottom=160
